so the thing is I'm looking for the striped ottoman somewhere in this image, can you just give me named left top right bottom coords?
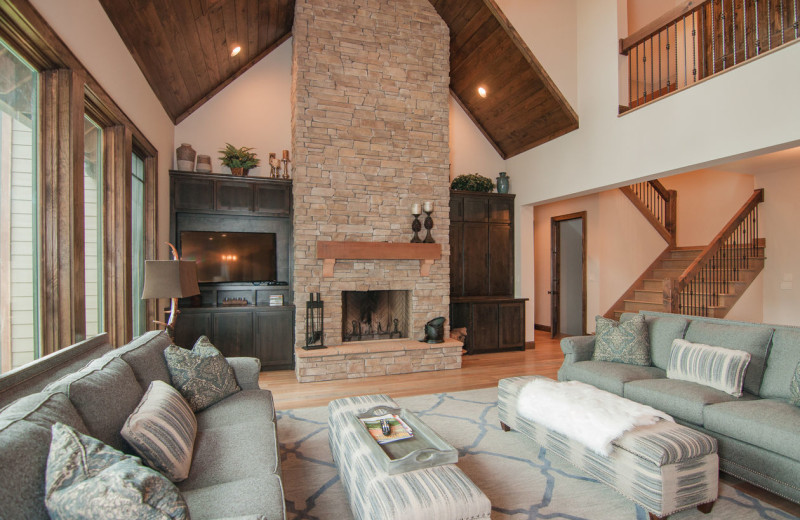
left=498, top=376, right=718, bottom=520
left=328, top=394, right=491, bottom=520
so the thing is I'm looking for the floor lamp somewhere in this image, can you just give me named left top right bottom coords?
left=141, top=243, right=200, bottom=330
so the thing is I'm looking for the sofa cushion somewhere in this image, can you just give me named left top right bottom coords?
left=667, top=339, right=751, bottom=397
left=180, top=475, right=285, bottom=520
left=165, top=337, right=241, bottom=412
left=0, top=392, right=88, bottom=520
left=195, top=389, right=276, bottom=430
left=559, top=360, right=665, bottom=396
left=45, top=356, right=144, bottom=451
left=703, top=399, right=800, bottom=462
left=626, top=313, right=689, bottom=370
left=111, top=330, right=174, bottom=389
left=121, top=381, right=197, bottom=482
left=592, top=314, right=651, bottom=366
left=45, top=422, right=188, bottom=520
left=684, top=320, right=774, bottom=396
left=623, top=378, right=755, bottom=425
left=759, top=328, right=800, bottom=401
left=791, top=362, right=800, bottom=407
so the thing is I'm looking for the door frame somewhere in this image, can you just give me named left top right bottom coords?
left=550, top=212, right=587, bottom=337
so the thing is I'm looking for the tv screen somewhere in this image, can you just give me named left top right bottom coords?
left=180, top=231, right=277, bottom=283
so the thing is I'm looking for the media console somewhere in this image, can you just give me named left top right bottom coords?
left=169, top=170, right=294, bottom=370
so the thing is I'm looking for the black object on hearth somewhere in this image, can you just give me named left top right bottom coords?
left=304, top=292, right=325, bottom=350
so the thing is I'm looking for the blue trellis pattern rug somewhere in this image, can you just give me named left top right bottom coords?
left=277, top=387, right=798, bottom=520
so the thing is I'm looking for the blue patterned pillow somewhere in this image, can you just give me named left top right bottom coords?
left=790, top=362, right=800, bottom=407
left=45, top=422, right=188, bottom=519
left=164, top=336, right=241, bottom=412
left=592, top=314, right=651, bottom=366
left=667, top=339, right=751, bottom=397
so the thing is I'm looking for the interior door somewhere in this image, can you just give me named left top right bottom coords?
left=550, top=219, right=560, bottom=338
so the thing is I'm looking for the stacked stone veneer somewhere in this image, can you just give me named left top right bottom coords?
left=291, top=0, right=455, bottom=380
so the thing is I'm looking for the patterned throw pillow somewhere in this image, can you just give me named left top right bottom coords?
left=45, top=423, right=188, bottom=520
left=667, top=339, right=751, bottom=397
left=592, top=314, right=651, bottom=366
left=790, top=362, right=800, bottom=407
left=121, top=380, right=197, bottom=482
left=164, top=336, right=241, bottom=412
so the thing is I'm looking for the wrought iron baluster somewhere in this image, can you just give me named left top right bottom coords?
left=767, top=0, right=772, bottom=49
left=675, top=20, right=679, bottom=83
left=744, top=0, right=749, bottom=59
left=721, top=0, right=728, bottom=68
left=755, top=0, right=761, bottom=54
left=666, top=24, right=672, bottom=88
left=701, top=6, right=708, bottom=77
left=658, top=30, right=662, bottom=92
left=642, top=43, right=648, bottom=101
left=712, top=0, right=717, bottom=72
left=628, top=50, right=633, bottom=107
left=732, top=0, right=738, bottom=64
left=683, top=15, right=688, bottom=85
left=794, top=0, right=799, bottom=38
left=692, top=12, right=698, bottom=82
left=780, top=0, right=786, bottom=43
left=636, top=45, right=640, bottom=104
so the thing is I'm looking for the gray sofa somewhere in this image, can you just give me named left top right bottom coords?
left=558, top=310, right=800, bottom=504
left=0, top=330, right=285, bottom=520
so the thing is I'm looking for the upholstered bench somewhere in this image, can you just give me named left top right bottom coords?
left=328, top=394, right=491, bottom=520
left=498, top=376, right=719, bottom=520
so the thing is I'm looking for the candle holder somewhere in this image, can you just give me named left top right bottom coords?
left=411, top=210, right=422, bottom=243
left=268, top=153, right=280, bottom=178
left=281, top=158, right=290, bottom=179
left=423, top=208, right=435, bottom=243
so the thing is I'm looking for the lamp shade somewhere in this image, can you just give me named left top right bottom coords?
left=141, top=260, right=200, bottom=300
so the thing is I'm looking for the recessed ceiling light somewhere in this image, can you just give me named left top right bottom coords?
left=231, top=45, right=241, bottom=57
left=477, top=86, right=487, bottom=98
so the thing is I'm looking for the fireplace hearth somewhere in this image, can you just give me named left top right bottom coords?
left=342, top=290, right=410, bottom=343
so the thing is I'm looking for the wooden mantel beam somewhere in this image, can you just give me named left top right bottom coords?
left=316, top=241, right=442, bottom=277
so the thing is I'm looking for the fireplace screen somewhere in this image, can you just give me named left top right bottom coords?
left=342, top=290, right=410, bottom=342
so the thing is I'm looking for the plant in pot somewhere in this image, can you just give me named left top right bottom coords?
left=219, top=143, right=260, bottom=176
left=450, top=173, right=494, bottom=192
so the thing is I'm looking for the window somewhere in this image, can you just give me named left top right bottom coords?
left=0, top=40, right=39, bottom=373
left=83, top=116, right=103, bottom=337
left=131, top=152, right=146, bottom=337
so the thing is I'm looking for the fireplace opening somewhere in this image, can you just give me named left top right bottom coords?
left=342, top=290, right=410, bottom=342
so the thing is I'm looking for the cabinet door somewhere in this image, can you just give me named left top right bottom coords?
left=489, top=196, right=513, bottom=223
left=173, top=178, right=214, bottom=211
left=173, top=311, right=212, bottom=349
left=255, top=185, right=291, bottom=216
left=462, top=222, right=489, bottom=296
left=463, top=196, right=488, bottom=222
left=212, top=312, right=254, bottom=358
left=449, top=222, right=464, bottom=296
left=449, top=195, right=463, bottom=222
left=498, top=302, right=525, bottom=349
left=254, top=309, right=294, bottom=369
left=216, top=181, right=253, bottom=212
left=470, top=303, right=499, bottom=351
left=489, top=223, right=513, bottom=296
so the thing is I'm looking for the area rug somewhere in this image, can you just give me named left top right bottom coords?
left=277, top=387, right=798, bottom=520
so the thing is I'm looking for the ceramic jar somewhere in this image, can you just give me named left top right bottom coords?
left=196, top=155, right=212, bottom=173
left=176, top=143, right=196, bottom=171
left=496, top=171, right=510, bottom=194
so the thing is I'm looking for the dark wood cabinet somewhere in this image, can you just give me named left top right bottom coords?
left=254, top=309, right=295, bottom=369
left=213, top=311, right=254, bottom=358
left=216, top=181, right=254, bottom=212
left=170, top=171, right=291, bottom=216
left=450, top=191, right=526, bottom=353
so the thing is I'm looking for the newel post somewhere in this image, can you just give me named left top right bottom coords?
left=663, top=279, right=680, bottom=314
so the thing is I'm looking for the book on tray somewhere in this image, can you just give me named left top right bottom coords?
left=360, top=414, right=414, bottom=444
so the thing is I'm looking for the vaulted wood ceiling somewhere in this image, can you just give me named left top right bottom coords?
left=99, top=0, right=577, bottom=156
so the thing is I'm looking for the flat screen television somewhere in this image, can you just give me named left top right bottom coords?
left=180, top=231, right=277, bottom=283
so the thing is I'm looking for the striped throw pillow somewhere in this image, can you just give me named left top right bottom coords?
left=121, top=380, right=197, bottom=482
left=667, top=339, right=751, bottom=397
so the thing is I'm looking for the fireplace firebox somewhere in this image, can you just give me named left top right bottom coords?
left=341, top=290, right=410, bottom=342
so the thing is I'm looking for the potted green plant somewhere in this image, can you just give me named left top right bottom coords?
left=218, top=143, right=260, bottom=176
left=450, top=173, right=494, bottom=192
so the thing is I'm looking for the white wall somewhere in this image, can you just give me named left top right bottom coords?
left=448, top=96, right=505, bottom=181
left=175, top=39, right=293, bottom=177
left=30, top=0, right=175, bottom=261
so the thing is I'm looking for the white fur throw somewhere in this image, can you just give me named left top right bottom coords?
left=516, top=379, right=673, bottom=456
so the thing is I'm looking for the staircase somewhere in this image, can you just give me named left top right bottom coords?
left=607, top=187, right=766, bottom=320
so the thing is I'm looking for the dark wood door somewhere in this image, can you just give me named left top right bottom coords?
left=498, top=302, right=525, bottom=349
left=449, top=194, right=463, bottom=222
left=212, top=311, right=254, bottom=358
left=173, top=311, right=212, bottom=348
left=254, top=309, right=294, bottom=369
left=216, top=181, right=254, bottom=212
left=463, top=196, right=489, bottom=222
left=470, top=302, right=499, bottom=351
left=255, top=185, right=291, bottom=216
left=489, top=223, right=513, bottom=296
left=173, top=178, right=214, bottom=211
left=449, top=222, right=464, bottom=297
left=489, top=196, right=513, bottom=223
left=462, top=222, right=489, bottom=295
left=550, top=219, right=560, bottom=338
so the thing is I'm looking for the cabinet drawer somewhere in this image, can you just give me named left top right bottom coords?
left=173, top=178, right=214, bottom=210
left=255, top=185, right=291, bottom=216
left=215, top=181, right=254, bottom=212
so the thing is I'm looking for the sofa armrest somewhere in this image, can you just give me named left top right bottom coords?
left=560, top=335, right=596, bottom=365
left=226, top=357, right=261, bottom=390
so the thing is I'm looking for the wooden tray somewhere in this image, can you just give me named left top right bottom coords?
left=352, top=405, right=458, bottom=475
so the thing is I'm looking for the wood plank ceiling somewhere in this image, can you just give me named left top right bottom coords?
left=99, top=0, right=577, bottom=156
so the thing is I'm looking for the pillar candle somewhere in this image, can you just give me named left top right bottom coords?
left=411, top=203, right=421, bottom=215
left=423, top=201, right=433, bottom=213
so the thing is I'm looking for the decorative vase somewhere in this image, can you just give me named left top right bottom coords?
left=496, top=171, right=510, bottom=194
left=176, top=143, right=196, bottom=171
left=230, top=167, right=245, bottom=177
left=196, top=155, right=211, bottom=173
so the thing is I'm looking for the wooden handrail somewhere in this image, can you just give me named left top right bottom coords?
left=677, top=189, right=764, bottom=291
left=620, top=0, right=708, bottom=54
left=648, top=179, right=670, bottom=200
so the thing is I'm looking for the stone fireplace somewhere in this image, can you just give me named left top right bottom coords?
left=342, top=290, right=410, bottom=342
left=290, top=0, right=461, bottom=381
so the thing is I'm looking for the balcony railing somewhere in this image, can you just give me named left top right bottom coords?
left=620, top=0, right=799, bottom=111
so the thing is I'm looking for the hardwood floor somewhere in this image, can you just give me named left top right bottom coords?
left=260, top=329, right=800, bottom=517
left=260, top=330, right=565, bottom=410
